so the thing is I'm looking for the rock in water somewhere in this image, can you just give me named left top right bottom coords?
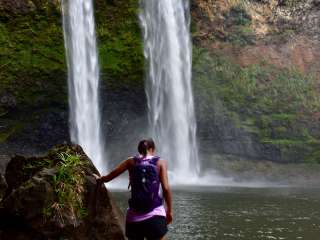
left=0, top=144, right=125, bottom=240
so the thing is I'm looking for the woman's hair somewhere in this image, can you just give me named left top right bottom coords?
left=138, top=138, right=155, bottom=155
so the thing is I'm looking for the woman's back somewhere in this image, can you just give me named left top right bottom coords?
left=128, top=155, right=163, bottom=213
left=95, top=139, right=173, bottom=240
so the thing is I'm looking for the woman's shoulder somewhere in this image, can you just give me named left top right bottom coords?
left=124, top=157, right=135, bottom=166
left=157, top=158, right=167, bottom=168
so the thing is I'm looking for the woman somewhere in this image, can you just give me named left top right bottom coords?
left=95, top=139, right=173, bottom=240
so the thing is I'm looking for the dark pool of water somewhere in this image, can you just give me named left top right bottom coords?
left=112, top=186, right=320, bottom=240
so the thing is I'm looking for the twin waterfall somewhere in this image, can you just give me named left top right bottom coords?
left=62, top=0, right=199, bottom=182
left=140, top=0, right=199, bottom=181
left=62, top=0, right=105, bottom=173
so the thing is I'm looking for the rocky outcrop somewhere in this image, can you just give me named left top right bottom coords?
left=0, top=144, right=125, bottom=240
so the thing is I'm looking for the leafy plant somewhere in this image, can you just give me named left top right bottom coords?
left=45, top=152, right=87, bottom=225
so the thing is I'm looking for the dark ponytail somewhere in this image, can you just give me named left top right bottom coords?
left=138, top=140, right=148, bottom=155
left=137, top=138, right=155, bottom=156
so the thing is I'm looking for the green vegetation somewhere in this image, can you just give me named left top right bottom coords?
left=193, top=48, right=320, bottom=162
left=44, top=151, right=87, bottom=224
left=0, top=0, right=143, bottom=106
left=24, top=157, right=53, bottom=174
left=95, top=0, right=144, bottom=88
left=227, top=5, right=251, bottom=26
left=278, top=0, right=303, bottom=8
left=0, top=4, right=66, bottom=106
left=0, top=0, right=143, bottom=142
left=0, top=124, right=21, bottom=143
left=208, top=153, right=320, bottom=184
left=223, top=4, right=255, bottom=46
left=306, top=149, right=320, bottom=164
left=0, top=3, right=67, bottom=142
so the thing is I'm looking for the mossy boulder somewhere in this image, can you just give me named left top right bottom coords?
left=0, top=144, right=125, bottom=240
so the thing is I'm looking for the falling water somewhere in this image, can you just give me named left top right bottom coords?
left=140, top=0, right=199, bottom=182
left=62, top=0, right=106, bottom=173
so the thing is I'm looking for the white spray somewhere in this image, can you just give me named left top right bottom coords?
left=139, top=0, right=200, bottom=183
left=62, top=0, right=106, bottom=173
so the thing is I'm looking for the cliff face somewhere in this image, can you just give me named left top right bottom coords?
left=192, top=0, right=320, bottom=72
left=191, top=0, right=320, bottom=164
left=0, top=0, right=146, bottom=160
left=1, top=0, right=320, bottom=164
left=0, top=144, right=125, bottom=239
left=0, top=0, right=67, bottom=154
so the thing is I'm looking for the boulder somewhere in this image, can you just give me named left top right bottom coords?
left=0, top=144, right=125, bottom=240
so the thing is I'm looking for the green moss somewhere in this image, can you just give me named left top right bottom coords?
left=306, top=149, right=320, bottom=164
left=0, top=122, right=23, bottom=143
left=239, top=117, right=260, bottom=134
left=24, top=158, right=54, bottom=174
left=194, top=48, right=320, bottom=115
left=95, top=0, right=144, bottom=88
left=0, top=8, right=67, bottom=149
left=193, top=48, right=320, bottom=162
left=227, top=5, right=252, bottom=26
left=0, top=127, right=16, bottom=143
left=1, top=0, right=144, bottom=144
left=217, top=4, right=255, bottom=46
left=0, top=11, right=66, bottom=104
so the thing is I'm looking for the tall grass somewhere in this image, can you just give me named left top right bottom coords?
left=44, top=152, right=87, bottom=225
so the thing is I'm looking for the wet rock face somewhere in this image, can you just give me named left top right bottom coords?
left=0, top=0, right=145, bottom=160
left=191, top=0, right=320, bottom=164
left=0, top=155, right=10, bottom=202
left=0, top=0, right=61, bottom=15
left=0, top=0, right=36, bottom=15
left=0, top=93, right=16, bottom=109
left=0, top=144, right=125, bottom=240
left=191, top=0, right=320, bottom=65
left=0, top=155, right=10, bottom=175
left=0, top=175, right=7, bottom=202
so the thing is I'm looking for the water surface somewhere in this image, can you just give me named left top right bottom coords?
left=112, top=186, right=320, bottom=240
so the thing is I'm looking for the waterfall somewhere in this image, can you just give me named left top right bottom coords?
left=62, top=0, right=106, bottom=173
left=139, top=0, right=199, bottom=182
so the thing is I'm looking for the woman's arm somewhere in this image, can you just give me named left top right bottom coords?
left=159, top=160, right=173, bottom=224
left=97, top=158, right=133, bottom=183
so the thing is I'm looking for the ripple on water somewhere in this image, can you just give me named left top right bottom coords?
left=112, top=187, right=320, bottom=240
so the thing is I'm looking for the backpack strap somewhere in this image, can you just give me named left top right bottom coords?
left=133, top=155, right=140, bottom=164
left=132, top=155, right=160, bottom=165
left=149, top=156, right=160, bottom=166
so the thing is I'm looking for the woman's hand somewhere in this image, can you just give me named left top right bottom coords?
left=166, top=210, right=173, bottom=224
left=93, top=173, right=103, bottom=185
